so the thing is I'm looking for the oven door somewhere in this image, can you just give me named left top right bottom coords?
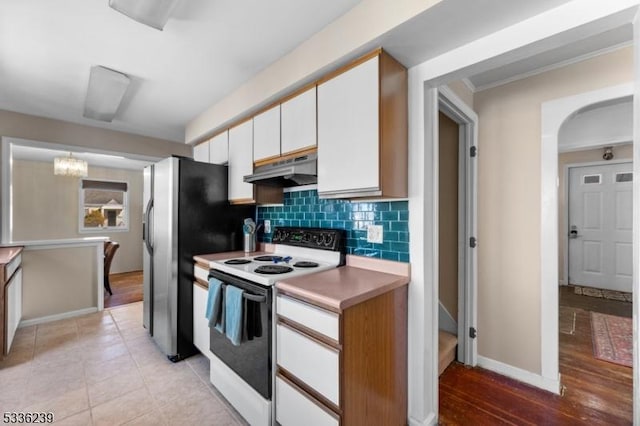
left=208, top=269, right=272, bottom=400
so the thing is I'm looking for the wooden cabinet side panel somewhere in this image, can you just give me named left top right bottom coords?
left=342, top=286, right=408, bottom=425
left=1, top=268, right=5, bottom=357
left=379, top=51, right=408, bottom=198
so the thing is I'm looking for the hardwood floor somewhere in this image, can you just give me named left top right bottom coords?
left=439, top=286, right=632, bottom=425
left=104, top=270, right=143, bottom=308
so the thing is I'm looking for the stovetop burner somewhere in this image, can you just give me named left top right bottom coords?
left=254, top=255, right=283, bottom=262
left=224, top=259, right=252, bottom=265
left=254, top=265, right=294, bottom=275
left=293, top=261, right=319, bottom=268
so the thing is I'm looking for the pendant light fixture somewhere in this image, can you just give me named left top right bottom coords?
left=54, top=153, right=88, bottom=178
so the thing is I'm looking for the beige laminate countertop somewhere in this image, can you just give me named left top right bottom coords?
left=0, top=246, right=23, bottom=266
left=276, top=265, right=409, bottom=313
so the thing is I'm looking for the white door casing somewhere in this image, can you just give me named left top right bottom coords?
left=438, top=85, right=478, bottom=367
left=568, top=163, right=633, bottom=292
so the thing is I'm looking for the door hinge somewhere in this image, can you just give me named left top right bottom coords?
left=469, top=237, right=477, bottom=248
left=470, top=146, right=477, bottom=157
left=469, top=327, right=477, bottom=339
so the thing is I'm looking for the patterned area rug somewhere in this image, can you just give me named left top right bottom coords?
left=573, top=285, right=632, bottom=302
left=590, top=312, right=632, bottom=367
left=559, top=306, right=577, bottom=335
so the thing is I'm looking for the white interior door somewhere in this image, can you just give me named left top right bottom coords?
left=568, top=162, right=633, bottom=292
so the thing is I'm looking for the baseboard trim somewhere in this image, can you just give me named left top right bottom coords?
left=409, top=411, right=437, bottom=426
left=19, top=307, right=99, bottom=327
left=477, top=355, right=561, bottom=394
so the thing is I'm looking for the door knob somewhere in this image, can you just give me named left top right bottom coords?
left=569, top=225, right=579, bottom=239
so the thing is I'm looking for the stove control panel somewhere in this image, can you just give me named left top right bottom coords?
left=271, top=227, right=346, bottom=253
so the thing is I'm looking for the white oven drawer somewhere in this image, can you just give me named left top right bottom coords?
left=277, top=323, right=339, bottom=405
left=276, top=295, right=339, bottom=341
left=193, top=264, right=209, bottom=283
left=276, top=376, right=339, bottom=426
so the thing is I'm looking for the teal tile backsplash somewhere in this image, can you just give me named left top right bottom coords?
left=257, top=189, right=410, bottom=262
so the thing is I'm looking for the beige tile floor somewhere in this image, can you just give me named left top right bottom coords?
left=0, top=302, right=248, bottom=425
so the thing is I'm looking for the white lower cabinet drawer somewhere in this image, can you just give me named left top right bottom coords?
left=276, top=323, right=339, bottom=405
left=276, top=295, right=339, bottom=341
left=276, top=376, right=339, bottom=426
left=194, top=264, right=209, bottom=282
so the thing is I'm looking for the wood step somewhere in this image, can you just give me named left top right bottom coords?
left=439, top=330, right=457, bottom=376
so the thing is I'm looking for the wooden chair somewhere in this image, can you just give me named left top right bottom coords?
left=104, top=241, right=120, bottom=295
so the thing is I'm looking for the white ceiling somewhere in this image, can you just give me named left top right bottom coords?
left=466, top=25, right=633, bottom=91
left=0, top=0, right=634, bottom=148
left=0, top=0, right=361, bottom=143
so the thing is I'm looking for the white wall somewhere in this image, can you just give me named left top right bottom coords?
left=473, top=46, right=633, bottom=373
left=21, top=246, right=97, bottom=321
left=186, top=0, right=442, bottom=144
left=559, top=98, right=633, bottom=152
left=0, top=109, right=190, bottom=158
left=11, top=160, right=144, bottom=273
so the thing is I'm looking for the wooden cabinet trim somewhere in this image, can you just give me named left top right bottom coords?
left=277, top=368, right=342, bottom=419
left=277, top=288, right=342, bottom=314
left=378, top=50, right=408, bottom=198
left=192, top=48, right=384, bottom=148
left=193, top=279, right=208, bottom=290
left=194, top=260, right=209, bottom=270
left=317, top=48, right=382, bottom=86
left=254, top=146, right=317, bottom=168
left=230, top=198, right=255, bottom=205
left=277, top=316, right=341, bottom=350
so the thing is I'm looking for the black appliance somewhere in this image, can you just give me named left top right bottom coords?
left=142, top=157, right=254, bottom=361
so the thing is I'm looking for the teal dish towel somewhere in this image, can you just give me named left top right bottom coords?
left=206, top=278, right=224, bottom=332
left=225, top=285, right=244, bottom=346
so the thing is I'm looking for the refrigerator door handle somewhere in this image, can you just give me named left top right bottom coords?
left=144, top=198, right=154, bottom=255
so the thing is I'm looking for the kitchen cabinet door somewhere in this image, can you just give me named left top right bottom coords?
left=228, top=120, right=255, bottom=202
left=317, top=56, right=380, bottom=197
left=209, top=131, right=229, bottom=165
left=192, top=282, right=210, bottom=357
left=6, top=267, right=22, bottom=354
left=253, top=105, right=281, bottom=162
left=281, top=87, right=316, bottom=155
left=193, top=141, right=210, bottom=163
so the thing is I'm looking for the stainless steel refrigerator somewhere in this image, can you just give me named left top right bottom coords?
left=143, top=157, right=254, bottom=361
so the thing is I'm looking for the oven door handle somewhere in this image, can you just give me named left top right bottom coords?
left=243, top=293, right=266, bottom=303
left=208, top=269, right=269, bottom=304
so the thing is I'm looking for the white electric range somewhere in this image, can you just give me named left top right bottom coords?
left=209, top=242, right=344, bottom=286
left=205, top=227, right=346, bottom=426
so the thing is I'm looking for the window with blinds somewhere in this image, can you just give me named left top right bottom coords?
left=80, top=179, right=129, bottom=231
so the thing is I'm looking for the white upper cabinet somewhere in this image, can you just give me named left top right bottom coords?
left=253, top=105, right=281, bottom=162
left=317, top=52, right=407, bottom=199
left=228, top=120, right=255, bottom=202
left=318, top=56, right=380, bottom=197
left=281, top=87, right=317, bottom=155
left=209, top=131, right=229, bottom=165
left=193, top=141, right=210, bottom=163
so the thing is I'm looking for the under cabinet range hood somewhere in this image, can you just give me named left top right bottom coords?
left=244, top=152, right=317, bottom=187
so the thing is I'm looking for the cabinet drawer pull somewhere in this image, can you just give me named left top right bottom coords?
left=278, top=368, right=340, bottom=416
left=277, top=317, right=340, bottom=351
